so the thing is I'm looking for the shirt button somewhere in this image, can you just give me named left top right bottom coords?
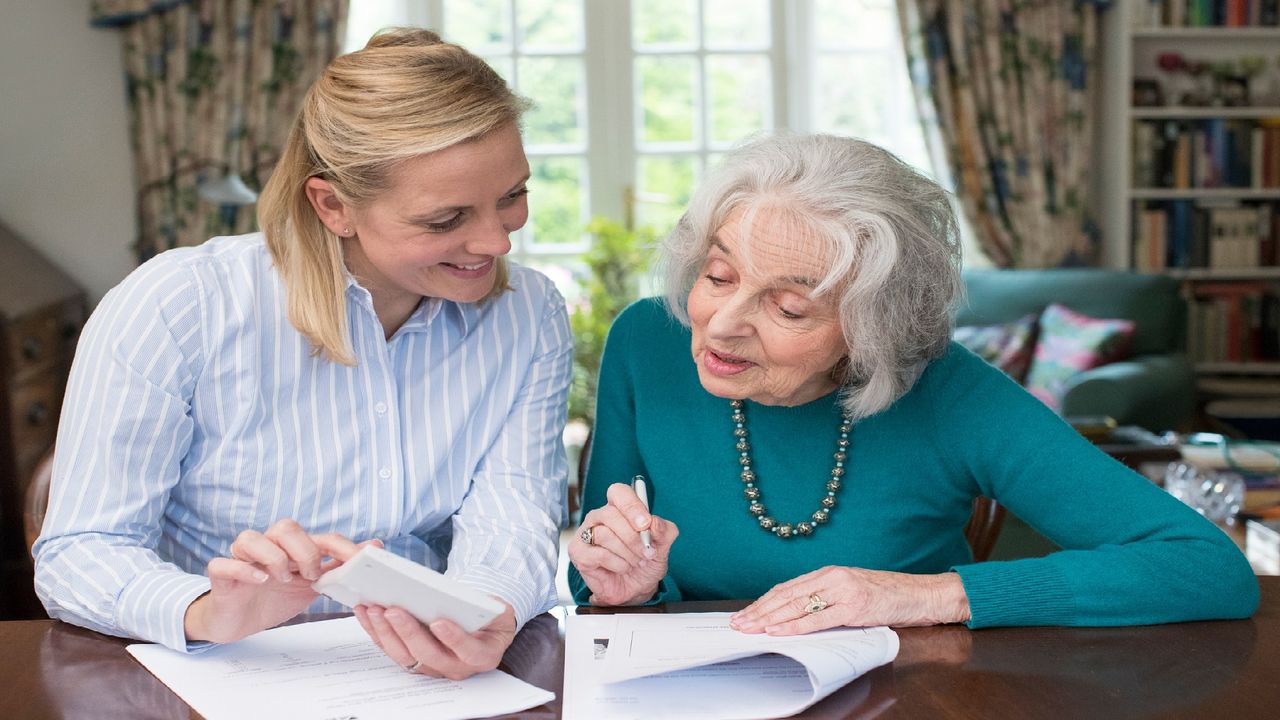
left=374, top=402, right=388, bottom=415
left=378, top=467, right=391, bottom=479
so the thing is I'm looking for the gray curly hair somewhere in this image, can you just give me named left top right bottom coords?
left=661, top=133, right=962, bottom=420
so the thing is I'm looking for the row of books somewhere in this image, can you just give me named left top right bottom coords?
left=1131, top=0, right=1280, bottom=26
left=1132, top=119, right=1280, bottom=190
left=1187, top=283, right=1280, bottom=362
left=1133, top=200, right=1278, bottom=269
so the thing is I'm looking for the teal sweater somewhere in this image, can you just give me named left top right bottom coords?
left=569, top=299, right=1259, bottom=627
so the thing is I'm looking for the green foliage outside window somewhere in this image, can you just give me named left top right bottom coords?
left=569, top=217, right=656, bottom=424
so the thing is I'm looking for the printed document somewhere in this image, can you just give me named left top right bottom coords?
left=126, top=616, right=554, bottom=720
left=563, top=612, right=898, bottom=720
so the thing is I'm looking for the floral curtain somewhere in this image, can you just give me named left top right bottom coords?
left=897, top=0, right=1108, bottom=268
left=91, top=0, right=348, bottom=262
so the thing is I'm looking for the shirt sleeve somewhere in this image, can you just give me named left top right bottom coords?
left=33, top=256, right=210, bottom=652
left=932, top=350, right=1260, bottom=627
left=445, top=280, right=573, bottom=629
left=567, top=301, right=681, bottom=606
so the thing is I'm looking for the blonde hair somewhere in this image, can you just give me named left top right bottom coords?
left=662, top=133, right=962, bottom=420
left=257, top=28, right=529, bottom=364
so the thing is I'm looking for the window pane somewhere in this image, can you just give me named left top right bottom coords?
left=482, top=55, right=515, bottom=85
left=525, top=257, right=588, bottom=307
left=518, top=0, right=583, bottom=49
left=816, top=54, right=893, bottom=138
left=444, top=0, right=511, bottom=52
left=636, top=56, right=699, bottom=145
left=520, top=57, right=585, bottom=147
left=815, top=0, right=895, bottom=50
left=703, top=0, right=769, bottom=49
left=707, top=54, right=770, bottom=145
left=636, top=155, right=697, bottom=234
left=529, top=156, right=584, bottom=246
left=632, top=0, right=696, bottom=48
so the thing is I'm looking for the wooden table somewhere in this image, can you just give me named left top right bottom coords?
left=4, top=578, right=1279, bottom=719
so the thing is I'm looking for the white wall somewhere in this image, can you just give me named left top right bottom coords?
left=0, top=0, right=136, bottom=305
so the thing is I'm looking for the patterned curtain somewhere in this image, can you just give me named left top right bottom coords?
left=897, top=0, right=1108, bottom=268
left=90, top=0, right=348, bottom=262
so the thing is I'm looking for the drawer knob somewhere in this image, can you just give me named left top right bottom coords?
left=27, top=401, right=49, bottom=426
left=21, top=336, right=43, bottom=360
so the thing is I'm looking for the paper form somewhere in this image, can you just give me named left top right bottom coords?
left=563, top=612, right=897, bottom=720
left=126, top=616, right=553, bottom=720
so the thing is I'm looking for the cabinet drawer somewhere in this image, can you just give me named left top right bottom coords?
left=5, top=302, right=81, bottom=382
left=8, top=376, right=62, bottom=481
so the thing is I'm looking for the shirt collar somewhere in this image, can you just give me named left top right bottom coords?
left=343, top=273, right=472, bottom=337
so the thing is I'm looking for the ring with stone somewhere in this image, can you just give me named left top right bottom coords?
left=579, top=525, right=595, bottom=546
left=804, top=592, right=828, bottom=614
left=405, top=660, right=422, bottom=673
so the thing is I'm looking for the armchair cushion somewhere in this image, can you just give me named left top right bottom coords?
left=953, top=313, right=1039, bottom=383
left=1024, top=303, right=1136, bottom=409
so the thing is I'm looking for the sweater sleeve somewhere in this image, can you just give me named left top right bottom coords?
left=568, top=301, right=682, bottom=605
left=931, top=347, right=1258, bottom=627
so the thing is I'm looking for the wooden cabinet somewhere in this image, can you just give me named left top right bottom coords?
left=0, top=221, right=85, bottom=619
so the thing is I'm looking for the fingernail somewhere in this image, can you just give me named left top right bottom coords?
left=373, top=538, right=385, bottom=547
left=430, top=620, right=457, bottom=638
left=252, top=570, right=269, bottom=583
left=386, top=609, right=409, bottom=624
left=278, top=573, right=293, bottom=583
left=635, top=515, right=648, bottom=528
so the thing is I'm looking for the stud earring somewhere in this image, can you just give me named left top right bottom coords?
left=341, top=227, right=351, bottom=236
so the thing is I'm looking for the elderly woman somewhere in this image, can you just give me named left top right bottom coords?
left=36, top=29, right=570, bottom=679
left=568, top=133, right=1258, bottom=632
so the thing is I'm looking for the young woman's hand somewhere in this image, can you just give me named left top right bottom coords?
left=353, top=600, right=518, bottom=680
left=184, top=519, right=374, bottom=643
left=568, top=482, right=679, bottom=606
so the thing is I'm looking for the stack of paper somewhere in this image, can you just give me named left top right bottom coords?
left=563, top=612, right=899, bottom=720
left=127, top=617, right=553, bottom=720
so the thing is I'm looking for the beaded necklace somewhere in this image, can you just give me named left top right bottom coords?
left=731, top=399, right=851, bottom=539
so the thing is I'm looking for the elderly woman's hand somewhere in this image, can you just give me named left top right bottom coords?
left=569, top=482, right=679, bottom=606
left=729, top=566, right=971, bottom=635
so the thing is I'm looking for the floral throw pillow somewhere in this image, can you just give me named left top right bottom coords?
left=953, top=314, right=1040, bottom=384
left=1024, top=303, right=1136, bottom=410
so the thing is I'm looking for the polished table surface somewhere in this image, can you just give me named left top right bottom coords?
left=4, top=576, right=1279, bottom=719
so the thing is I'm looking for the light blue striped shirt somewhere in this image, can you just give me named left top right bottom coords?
left=34, top=233, right=572, bottom=652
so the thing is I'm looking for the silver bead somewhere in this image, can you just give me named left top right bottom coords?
left=758, top=516, right=776, bottom=530
left=734, top=427, right=747, bottom=437
left=827, top=479, right=841, bottom=492
left=834, top=451, right=846, bottom=462
left=740, top=469, right=755, bottom=483
left=738, top=455, right=751, bottom=466
left=838, top=438, right=849, bottom=448
left=796, top=521, right=814, bottom=535
left=840, top=424, right=852, bottom=433
left=821, top=495, right=836, bottom=509
left=775, top=523, right=794, bottom=538
left=730, top=399, right=743, bottom=408
left=744, top=487, right=760, bottom=500
left=831, top=466, right=844, bottom=477
left=749, top=501, right=766, bottom=516
left=736, top=440, right=750, bottom=452
left=813, top=509, right=829, bottom=523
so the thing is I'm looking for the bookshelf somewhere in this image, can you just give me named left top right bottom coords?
left=1100, top=2, right=1280, bottom=380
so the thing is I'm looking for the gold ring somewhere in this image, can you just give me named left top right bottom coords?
left=804, top=592, right=827, bottom=614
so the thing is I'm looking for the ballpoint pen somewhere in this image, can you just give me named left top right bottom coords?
left=632, top=475, right=653, bottom=551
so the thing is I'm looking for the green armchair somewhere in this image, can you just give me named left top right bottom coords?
left=957, top=269, right=1195, bottom=432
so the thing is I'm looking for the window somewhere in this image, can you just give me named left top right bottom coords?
left=345, top=0, right=940, bottom=295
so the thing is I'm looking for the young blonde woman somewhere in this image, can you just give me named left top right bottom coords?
left=35, top=29, right=571, bottom=680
